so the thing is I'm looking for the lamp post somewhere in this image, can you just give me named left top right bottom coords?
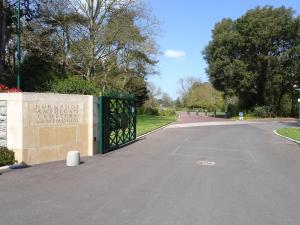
left=293, top=85, right=300, bottom=123
left=16, top=0, right=21, bottom=89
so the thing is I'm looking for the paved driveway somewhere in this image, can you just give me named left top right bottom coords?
left=1, top=121, right=300, bottom=225
left=177, top=112, right=229, bottom=123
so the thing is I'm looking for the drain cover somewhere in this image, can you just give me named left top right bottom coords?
left=196, top=161, right=215, bottom=166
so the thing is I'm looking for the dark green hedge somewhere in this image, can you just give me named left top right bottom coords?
left=0, top=147, right=16, bottom=167
left=251, top=106, right=275, bottom=118
left=50, top=76, right=101, bottom=96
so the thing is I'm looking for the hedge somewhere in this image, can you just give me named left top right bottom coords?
left=0, top=147, right=16, bottom=167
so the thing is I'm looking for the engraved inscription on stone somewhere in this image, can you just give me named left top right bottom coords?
left=29, top=102, right=84, bottom=126
left=0, top=100, right=7, bottom=147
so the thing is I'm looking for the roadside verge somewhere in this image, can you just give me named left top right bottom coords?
left=137, top=121, right=175, bottom=139
left=273, top=128, right=300, bottom=145
left=136, top=115, right=177, bottom=137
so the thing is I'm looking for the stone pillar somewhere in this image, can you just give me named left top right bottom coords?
left=0, top=100, right=7, bottom=147
left=0, top=92, right=99, bottom=165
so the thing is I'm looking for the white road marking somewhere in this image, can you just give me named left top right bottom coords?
left=171, top=146, right=181, bottom=155
left=246, top=149, right=257, bottom=163
left=172, top=152, right=254, bottom=163
left=174, top=145, right=248, bottom=153
left=196, top=161, right=216, bottom=166
left=183, top=137, right=190, bottom=143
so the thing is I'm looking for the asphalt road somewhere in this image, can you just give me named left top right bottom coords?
left=1, top=121, right=300, bottom=225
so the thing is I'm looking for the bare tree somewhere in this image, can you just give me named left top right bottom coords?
left=145, top=81, right=161, bottom=108
left=65, top=0, right=139, bottom=80
left=160, top=92, right=173, bottom=108
left=177, top=76, right=201, bottom=96
left=25, top=0, right=160, bottom=91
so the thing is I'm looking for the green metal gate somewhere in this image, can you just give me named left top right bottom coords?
left=98, top=96, right=136, bottom=154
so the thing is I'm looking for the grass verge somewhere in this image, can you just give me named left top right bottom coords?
left=232, top=115, right=258, bottom=120
left=276, top=128, right=300, bottom=142
left=137, top=115, right=177, bottom=136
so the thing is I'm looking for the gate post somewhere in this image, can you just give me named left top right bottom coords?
left=98, top=96, right=104, bottom=154
left=134, top=102, right=137, bottom=140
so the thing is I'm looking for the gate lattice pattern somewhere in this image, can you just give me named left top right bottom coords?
left=99, top=96, right=136, bottom=154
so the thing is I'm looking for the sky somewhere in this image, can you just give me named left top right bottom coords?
left=147, top=0, right=300, bottom=99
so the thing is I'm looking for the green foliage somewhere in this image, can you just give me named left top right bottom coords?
left=21, top=55, right=63, bottom=92
left=160, top=108, right=176, bottom=116
left=251, top=106, right=275, bottom=118
left=277, top=94, right=292, bottom=117
left=137, top=106, right=146, bottom=115
left=50, top=76, right=101, bottom=95
left=226, top=103, right=240, bottom=118
left=144, top=107, right=160, bottom=116
left=138, top=105, right=176, bottom=116
left=1, top=0, right=159, bottom=107
left=185, top=82, right=225, bottom=111
left=123, top=77, right=149, bottom=107
left=204, top=6, right=300, bottom=115
left=0, top=147, right=16, bottom=167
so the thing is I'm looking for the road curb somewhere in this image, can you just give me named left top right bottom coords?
left=273, top=129, right=300, bottom=145
left=137, top=121, right=175, bottom=139
left=0, top=164, right=28, bottom=174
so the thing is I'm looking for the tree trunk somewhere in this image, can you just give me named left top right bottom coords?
left=291, top=92, right=296, bottom=117
left=87, top=0, right=96, bottom=80
left=256, top=58, right=268, bottom=106
left=276, top=81, right=285, bottom=116
left=0, top=0, right=7, bottom=73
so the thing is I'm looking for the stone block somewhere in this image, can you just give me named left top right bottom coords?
left=0, top=110, right=6, bottom=116
left=0, top=131, right=6, bottom=139
left=0, top=124, right=7, bottom=133
left=0, top=139, right=7, bottom=147
left=0, top=116, right=7, bottom=122
left=0, top=100, right=6, bottom=107
left=66, top=151, right=80, bottom=166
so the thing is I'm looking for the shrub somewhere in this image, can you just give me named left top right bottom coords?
left=278, top=94, right=292, bottom=117
left=0, top=147, right=16, bottom=167
left=251, top=106, right=275, bottom=118
left=50, top=76, right=101, bottom=95
left=144, top=107, right=159, bottom=116
left=160, top=108, right=176, bottom=116
left=226, top=103, right=240, bottom=118
left=138, top=106, right=145, bottom=115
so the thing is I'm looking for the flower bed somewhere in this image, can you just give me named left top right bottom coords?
left=0, top=84, right=22, bottom=93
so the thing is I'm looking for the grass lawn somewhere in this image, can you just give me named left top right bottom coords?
left=207, top=112, right=226, bottom=117
left=232, top=115, right=258, bottom=120
left=277, top=128, right=300, bottom=141
left=137, top=115, right=177, bottom=136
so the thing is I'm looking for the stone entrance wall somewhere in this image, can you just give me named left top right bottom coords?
left=0, top=93, right=99, bottom=164
left=0, top=100, right=7, bottom=147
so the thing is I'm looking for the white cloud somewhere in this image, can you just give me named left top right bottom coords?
left=165, top=49, right=186, bottom=59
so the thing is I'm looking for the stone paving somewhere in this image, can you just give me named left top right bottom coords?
left=1, top=121, right=300, bottom=225
left=177, top=112, right=230, bottom=124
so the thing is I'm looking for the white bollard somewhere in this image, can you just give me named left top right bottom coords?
left=66, top=151, right=80, bottom=167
